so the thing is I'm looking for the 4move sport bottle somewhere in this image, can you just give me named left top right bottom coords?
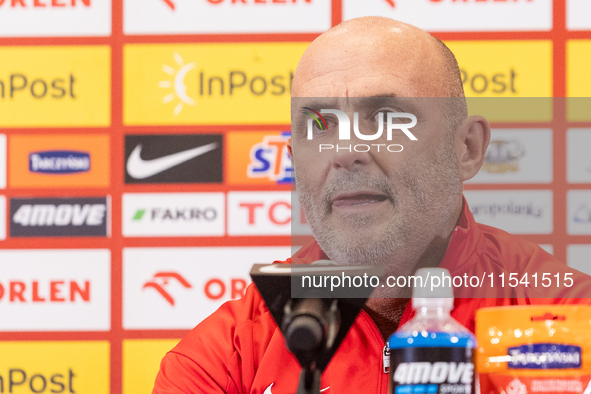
left=388, top=268, right=477, bottom=394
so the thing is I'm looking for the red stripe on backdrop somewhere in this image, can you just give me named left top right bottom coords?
left=552, top=0, right=568, bottom=264
left=111, top=0, right=124, bottom=393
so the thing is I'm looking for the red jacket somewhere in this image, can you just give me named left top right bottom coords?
left=153, top=199, right=591, bottom=394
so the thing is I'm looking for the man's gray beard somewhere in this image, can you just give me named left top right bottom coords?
left=294, top=138, right=462, bottom=270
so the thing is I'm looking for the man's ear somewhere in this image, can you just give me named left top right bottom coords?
left=456, top=115, right=490, bottom=182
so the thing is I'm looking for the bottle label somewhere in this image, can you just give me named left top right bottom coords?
left=390, top=347, right=475, bottom=394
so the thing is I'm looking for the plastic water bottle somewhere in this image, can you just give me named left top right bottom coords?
left=388, top=268, right=477, bottom=394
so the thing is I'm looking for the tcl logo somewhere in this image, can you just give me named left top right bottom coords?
left=239, top=201, right=291, bottom=225
left=204, top=278, right=248, bottom=300
left=229, top=191, right=301, bottom=235
left=0, top=280, right=90, bottom=303
left=0, top=0, right=90, bottom=7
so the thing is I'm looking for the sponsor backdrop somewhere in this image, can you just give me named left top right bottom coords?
left=0, top=1, right=590, bottom=393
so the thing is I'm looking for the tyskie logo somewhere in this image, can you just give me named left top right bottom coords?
left=124, top=134, right=222, bottom=184
left=10, top=197, right=109, bottom=237
left=9, top=134, right=110, bottom=188
left=29, top=150, right=90, bottom=174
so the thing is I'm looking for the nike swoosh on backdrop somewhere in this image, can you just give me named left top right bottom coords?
left=126, top=142, right=218, bottom=179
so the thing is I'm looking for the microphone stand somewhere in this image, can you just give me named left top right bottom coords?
left=249, top=263, right=384, bottom=394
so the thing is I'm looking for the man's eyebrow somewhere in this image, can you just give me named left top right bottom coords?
left=293, top=98, right=338, bottom=112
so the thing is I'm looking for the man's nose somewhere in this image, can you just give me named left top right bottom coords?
left=330, top=145, right=372, bottom=170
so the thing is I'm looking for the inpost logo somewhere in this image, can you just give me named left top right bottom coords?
left=0, top=341, right=109, bottom=394
left=124, top=43, right=308, bottom=125
left=304, top=108, right=417, bottom=153
left=0, top=46, right=110, bottom=127
left=446, top=41, right=551, bottom=98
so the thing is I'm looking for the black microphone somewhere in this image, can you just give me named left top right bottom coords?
left=250, top=262, right=383, bottom=394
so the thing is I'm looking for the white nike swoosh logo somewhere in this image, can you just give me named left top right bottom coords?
left=126, top=142, right=218, bottom=179
left=264, top=383, right=329, bottom=393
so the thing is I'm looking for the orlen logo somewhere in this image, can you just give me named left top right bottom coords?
left=204, top=277, right=248, bottom=301
left=247, top=131, right=292, bottom=183
left=29, top=150, right=90, bottom=175
left=143, top=272, right=191, bottom=306
left=162, top=0, right=317, bottom=9
left=304, top=108, right=417, bottom=153
left=0, top=280, right=90, bottom=304
left=0, top=0, right=90, bottom=8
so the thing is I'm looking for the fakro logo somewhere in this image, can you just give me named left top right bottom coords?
left=303, top=107, right=417, bottom=153
left=143, top=272, right=191, bottom=306
left=132, top=207, right=217, bottom=222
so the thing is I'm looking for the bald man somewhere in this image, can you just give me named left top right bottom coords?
left=153, top=17, right=590, bottom=394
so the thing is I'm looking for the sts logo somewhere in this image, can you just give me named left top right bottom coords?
left=228, top=131, right=293, bottom=185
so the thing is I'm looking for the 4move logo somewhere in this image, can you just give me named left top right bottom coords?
left=10, top=197, right=109, bottom=237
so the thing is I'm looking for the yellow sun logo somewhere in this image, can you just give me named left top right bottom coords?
left=160, top=53, right=195, bottom=116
